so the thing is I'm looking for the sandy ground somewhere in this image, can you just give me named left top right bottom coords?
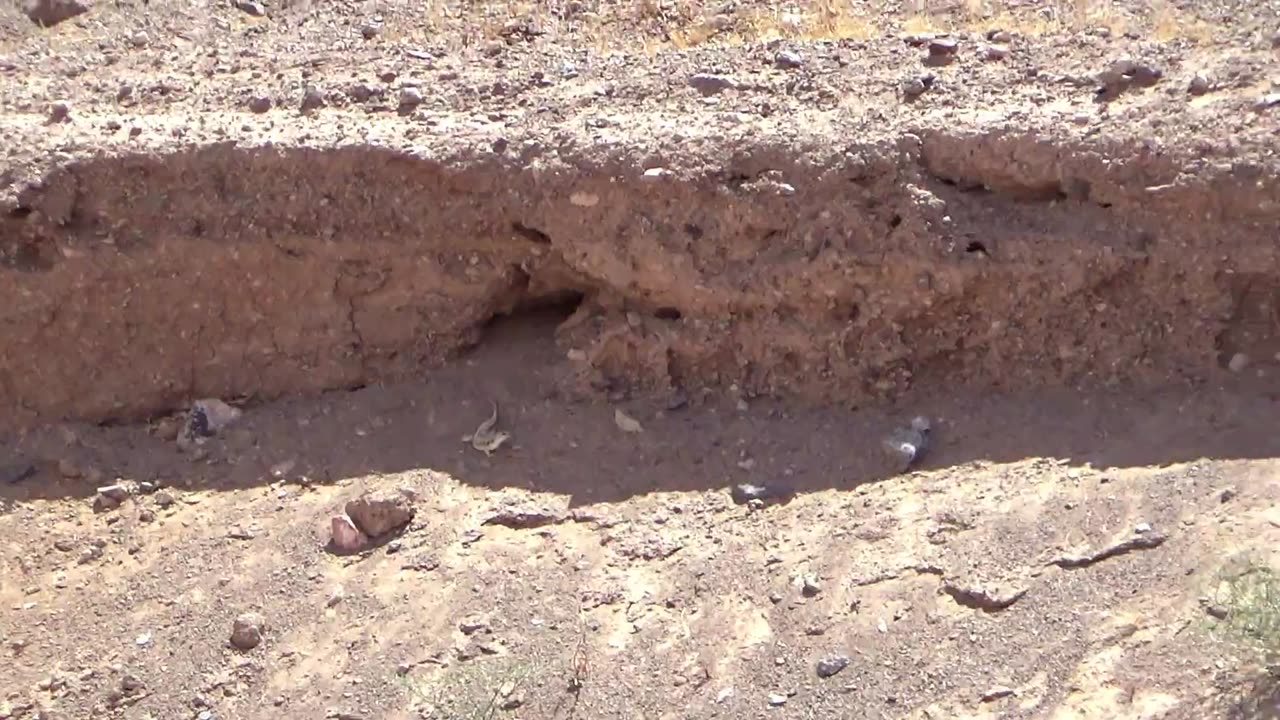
left=3, top=1, right=1280, bottom=719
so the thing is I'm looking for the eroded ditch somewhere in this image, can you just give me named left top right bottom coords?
left=1, top=130, right=1277, bottom=433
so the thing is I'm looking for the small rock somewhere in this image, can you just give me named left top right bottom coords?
left=1134, top=522, right=1152, bottom=535
left=153, top=491, right=176, bottom=508
left=325, top=588, right=344, bottom=608
left=230, top=613, right=264, bottom=650
left=768, top=693, right=788, bottom=706
left=1220, top=488, right=1238, bottom=503
left=981, top=685, right=1016, bottom=702
left=641, top=167, right=673, bottom=183
left=359, top=22, right=379, bottom=39
left=499, top=691, right=525, bottom=710
left=987, top=29, right=1011, bottom=43
left=129, top=30, right=149, bottom=47
left=92, top=492, right=122, bottom=513
left=235, top=0, right=266, bottom=16
left=300, top=87, right=325, bottom=113
left=483, top=505, right=564, bottom=530
left=24, top=0, right=89, bottom=26
left=77, top=545, right=103, bottom=564
left=1255, top=93, right=1280, bottom=110
left=774, top=50, right=804, bottom=69
left=345, top=490, right=415, bottom=538
left=120, top=673, right=144, bottom=691
left=98, top=484, right=131, bottom=502
left=688, top=73, right=737, bottom=95
left=248, top=95, right=272, bottom=113
left=399, top=86, right=424, bottom=108
left=138, top=509, right=155, bottom=523
left=459, top=616, right=490, bottom=635
left=1228, top=353, right=1250, bottom=372
left=816, top=655, right=850, bottom=678
left=927, top=37, right=959, bottom=59
left=901, top=74, right=934, bottom=98
left=613, top=408, right=643, bottom=433
left=330, top=514, right=369, bottom=552
left=1188, top=74, right=1211, bottom=95
left=48, top=101, right=71, bottom=123
left=53, top=538, right=75, bottom=552
left=985, top=44, right=1009, bottom=61
left=801, top=575, right=821, bottom=597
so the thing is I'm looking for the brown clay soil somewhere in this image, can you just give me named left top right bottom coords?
left=2, top=0, right=1280, bottom=718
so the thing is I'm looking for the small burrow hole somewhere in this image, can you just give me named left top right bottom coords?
left=8, top=206, right=32, bottom=220
left=655, top=307, right=682, bottom=321
left=511, top=222, right=552, bottom=245
left=965, top=241, right=988, bottom=254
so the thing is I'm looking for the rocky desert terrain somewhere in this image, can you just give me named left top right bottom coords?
left=2, top=0, right=1279, bottom=718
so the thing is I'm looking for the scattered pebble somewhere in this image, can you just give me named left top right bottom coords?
left=1188, top=74, right=1211, bottom=96
left=129, top=30, right=149, bottom=48
left=230, top=613, right=264, bottom=651
left=985, top=44, right=1009, bottom=61
left=359, top=22, right=379, bottom=39
left=1134, top=522, right=1152, bottom=535
left=248, top=95, right=272, bottom=113
left=1228, top=352, right=1249, bottom=373
left=1220, top=488, right=1238, bottom=503
left=641, top=167, right=673, bottom=182
left=768, top=693, right=788, bottom=706
left=154, top=491, right=176, bottom=508
left=816, top=655, right=850, bottom=678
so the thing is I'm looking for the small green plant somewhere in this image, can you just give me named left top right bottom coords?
left=1211, top=556, right=1280, bottom=672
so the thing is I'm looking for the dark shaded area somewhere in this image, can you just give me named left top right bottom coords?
left=2, top=304, right=1278, bottom=509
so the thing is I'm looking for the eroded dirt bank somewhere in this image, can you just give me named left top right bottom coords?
left=2, top=117, right=1278, bottom=431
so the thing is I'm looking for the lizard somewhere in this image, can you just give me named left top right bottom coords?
left=461, top=400, right=510, bottom=456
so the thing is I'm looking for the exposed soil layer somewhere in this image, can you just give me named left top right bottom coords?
left=3, top=123, right=1278, bottom=431
left=4, top=2, right=1280, bottom=719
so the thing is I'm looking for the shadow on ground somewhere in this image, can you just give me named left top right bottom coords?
left=3, top=309, right=1279, bottom=507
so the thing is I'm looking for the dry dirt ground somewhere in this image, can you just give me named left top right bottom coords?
left=2, top=1, right=1280, bottom=719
